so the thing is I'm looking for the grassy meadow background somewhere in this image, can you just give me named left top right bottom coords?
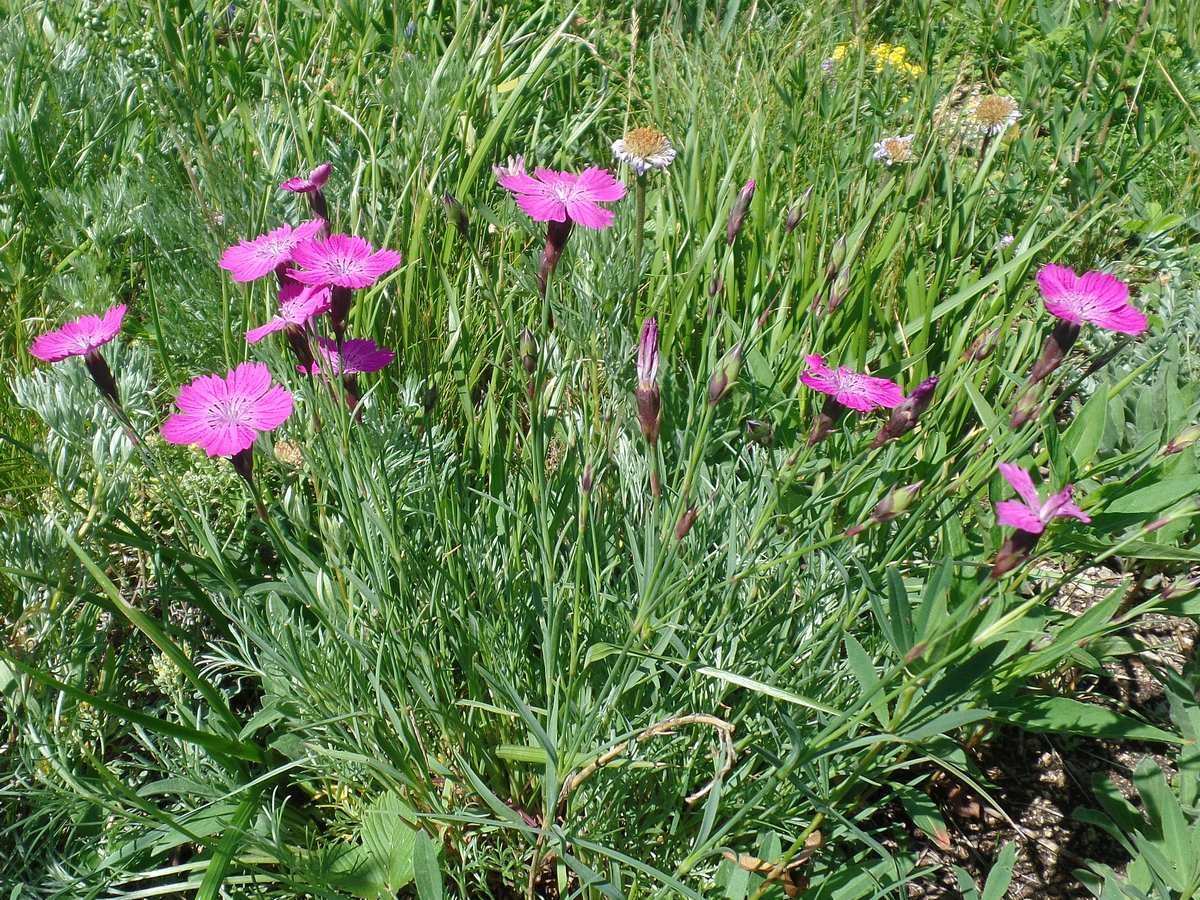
left=4, top=0, right=1200, bottom=897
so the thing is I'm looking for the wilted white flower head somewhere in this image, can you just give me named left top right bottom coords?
left=872, top=134, right=915, bottom=165
left=968, top=94, right=1021, bottom=136
left=612, top=127, right=676, bottom=176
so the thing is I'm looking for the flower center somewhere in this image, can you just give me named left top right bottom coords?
left=259, top=238, right=290, bottom=259
left=208, top=396, right=251, bottom=429
left=551, top=182, right=579, bottom=203
left=330, top=255, right=363, bottom=276
left=623, top=127, right=668, bottom=158
left=973, top=95, right=1017, bottom=128
left=881, top=137, right=912, bottom=161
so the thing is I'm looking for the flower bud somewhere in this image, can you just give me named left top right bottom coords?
left=870, top=377, right=939, bottom=448
left=1027, top=320, right=1081, bottom=385
left=1009, top=387, right=1041, bottom=429
left=674, top=505, right=699, bottom=541
left=442, top=191, right=469, bottom=239
left=826, top=235, right=847, bottom=281
left=963, top=328, right=999, bottom=363
left=846, top=482, right=923, bottom=536
left=520, top=328, right=538, bottom=376
left=635, top=318, right=661, bottom=444
left=581, top=465, right=594, bottom=493
left=784, top=186, right=813, bottom=233
left=707, top=344, right=743, bottom=406
left=1164, top=424, right=1200, bottom=456
left=825, top=267, right=850, bottom=314
left=726, top=179, right=756, bottom=245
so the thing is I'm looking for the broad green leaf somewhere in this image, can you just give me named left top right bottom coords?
left=1105, top=476, right=1200, bottom=515
left=896, top=784, right=951, bottom=850
left=981, top=843, right=1017, bottom=900
left=413, top=831, right=444, bottom=900
left=844, top=635, right=888, bottom=728
left=992, top=696, right=1181, bottom=744
left=1065, top=388, right=1108, bottom=469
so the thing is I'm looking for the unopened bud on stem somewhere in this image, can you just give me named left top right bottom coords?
left=707, top=344, right=743, bottom=406
left=635, top=317, right=661, bottom=444
left=846, top=481, right=924, bottom=536
left=726, top=179, right=756, bottom=245
left=871, top=377, right=938, bottom=448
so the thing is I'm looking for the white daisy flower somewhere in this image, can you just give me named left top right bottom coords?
left=968, top=94, right=1021, bottom=136
left=612, top=127, right=677, bottom=176
left=872, top=134, right=915, bottom=166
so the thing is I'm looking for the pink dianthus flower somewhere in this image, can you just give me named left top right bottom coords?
left=219, top=220, right=324, bottom=283
left=30, top=305, right=126, bottom=362
left=800, top=355, right=904, bottom=412
left=287, top=234, right=402, bottom=290
left=495, top=164, right=625, bottom=230
left=161, top=361, right=293, bottom=458
left=245, top=283, right=332, bottom=344
left=1037, top=264, right=1147, bottom=335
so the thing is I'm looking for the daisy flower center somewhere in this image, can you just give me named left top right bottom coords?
left=623, top=127, right=669, bottom=159
left=881, top=137, right=913, bottom=162
left=972, top=95, right=1018, bottom=129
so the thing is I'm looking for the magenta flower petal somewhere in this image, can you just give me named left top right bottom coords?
left=800, top=354, right=904, bottom=413
left=565, top=199, right=614, bottom=229
left=995, top=500, right=1046, bottom=534
left=280, top=162, right=332, bottom=193
left=161, top=361, right=293, bottom=458
left=287, top=234, right=402, bottom=289
left=1036, top=264, right=1147, bottom=335
left=303, top=337, right=395, bottom=376
left=219, top=220, right=325, bottom=283
left=245, top=283, right=331, bottom=344
left=30, top=304, right=127, bottom=362
left=495, top=163, right=624, bottom=230
left=998, top=462, right=1041, bottom=509
left=994, top=462, right=1090, bottom=535
left=575, top=166, right=627, bottom=202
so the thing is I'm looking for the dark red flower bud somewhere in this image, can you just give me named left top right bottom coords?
left=726, top=179, right=756, bottom=245
left=870, top=377, right=939, bottom=448
left=1028, top=320, right=1081, bottom=385
left=674, top=505, right=699, bottom=541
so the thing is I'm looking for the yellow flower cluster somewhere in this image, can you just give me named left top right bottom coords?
left=831, top=40, right=924, bottom=78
